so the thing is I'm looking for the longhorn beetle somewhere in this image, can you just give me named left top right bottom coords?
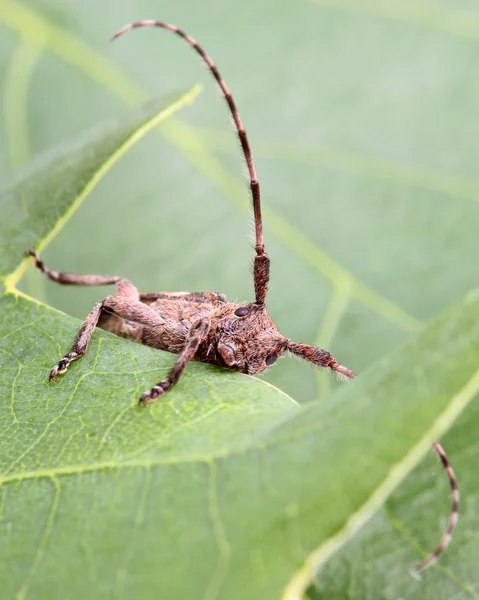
left=26, top=20, right=458, bottom=574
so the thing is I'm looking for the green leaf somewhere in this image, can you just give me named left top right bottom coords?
left=1, top=286, right=478, bottom=599
left=2, top=2, right=479, bottom=598
left=0, top=86, right=201, bottom=288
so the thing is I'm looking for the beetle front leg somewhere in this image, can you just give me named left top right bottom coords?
left=50, top=296, right=165, bottom=382
left=139, top=317, right=211, bottom=406
left=49, top=300, right=104, bottom=381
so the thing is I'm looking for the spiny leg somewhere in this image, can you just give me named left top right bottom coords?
left=27, top=249, right=140, bottom=298
left=49, top=300, right=104, bottom=382
left=26, top=249, right=123, bottom=286
left=410, top=442, right=459, bottom=576
left=139, top=317, right=210, bottom=406
left=49, top=296, right=165, bottom=382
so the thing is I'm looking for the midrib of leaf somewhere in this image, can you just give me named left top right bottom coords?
left=2, top=84, right=201, bottom=289
left=0, top=452, right=215, bottom=486
left=0, top=414, right=304, bottom=491
left=310, top=0, right=479, bottom=41
left=0, top=0, right=420, bottom=334
left=282, top=361, right=479, bottom=600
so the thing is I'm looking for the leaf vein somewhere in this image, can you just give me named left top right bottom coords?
left=203, top=459, right=231, bottom=600
left=15, top=476, right=61, bottom=600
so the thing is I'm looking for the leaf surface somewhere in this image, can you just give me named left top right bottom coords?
left=1, top=287, right=479, bottom=600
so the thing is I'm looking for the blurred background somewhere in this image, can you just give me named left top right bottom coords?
left=2, top=0, right=479, bottom=404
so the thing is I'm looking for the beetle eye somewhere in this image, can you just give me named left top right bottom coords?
left=234, top=307, right=249, bottom=317
left=265, top=353, right=277, bottom=366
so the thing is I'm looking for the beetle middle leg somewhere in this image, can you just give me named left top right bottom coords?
left=139, top=317, right=210, bottom=406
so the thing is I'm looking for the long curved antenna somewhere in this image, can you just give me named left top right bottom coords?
left=110, top=21, right=270, bottom=304
left=410, top=441, right=459, bottom=577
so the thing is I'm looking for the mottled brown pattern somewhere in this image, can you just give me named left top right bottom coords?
left=27, top=249, right=352, bottom=393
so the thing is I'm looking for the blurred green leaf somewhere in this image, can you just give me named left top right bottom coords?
left=0, top=86, right=200, bottom=287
